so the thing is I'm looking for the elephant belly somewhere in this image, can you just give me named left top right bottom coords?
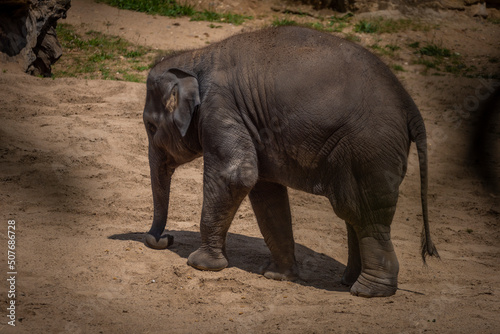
left=256, top=151, right=335, bottom=197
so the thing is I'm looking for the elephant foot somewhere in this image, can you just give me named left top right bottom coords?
left=350, top=235, right=399, bottom=297
left=341, top=267, right=361, bottom=286
left=350, top=273, right=397, bottom=298
left=187, top=247, right=228, bottom=271
left=261, top=261, right=298, bottom=281
left=144, top=233, right=174, bottom=250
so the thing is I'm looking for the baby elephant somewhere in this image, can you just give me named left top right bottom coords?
left=142, top=26, right=439, bottom=297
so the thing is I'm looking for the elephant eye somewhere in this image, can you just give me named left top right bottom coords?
left=147, top=122, right=157, bottom=135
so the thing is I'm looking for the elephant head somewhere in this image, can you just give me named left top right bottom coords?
left=142, top=67, right=202, bottom=249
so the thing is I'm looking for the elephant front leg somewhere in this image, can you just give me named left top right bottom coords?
left=350, top=224, right=399, bottom=297
left=187, top=161, right=257, bottom=271
left=249, top=181, right=298, bottom=281
left=144, top=149, right=175, bottom=250
left=186, top=201, right=238, bottom=271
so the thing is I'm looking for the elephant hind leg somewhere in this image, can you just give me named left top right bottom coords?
left=249, top=181, right=298, bottom=281
left=329, top=177, right=400, bottom=297
left=341, top=221, right=399, bottom=297
left=341, top=222, right=362, bottom=286
left=350, top=226, right=399, bottom=298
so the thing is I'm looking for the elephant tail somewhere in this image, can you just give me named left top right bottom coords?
left=408, top=112, right=440, bottom=264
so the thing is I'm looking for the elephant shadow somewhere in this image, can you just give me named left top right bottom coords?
left=108, top=230, right=348, bottom=292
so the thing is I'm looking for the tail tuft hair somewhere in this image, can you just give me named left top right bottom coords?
left=421, top=227, right=440, bottom=264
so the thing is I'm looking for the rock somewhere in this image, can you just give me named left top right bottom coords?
left=0, top=0, right=71, bottom=77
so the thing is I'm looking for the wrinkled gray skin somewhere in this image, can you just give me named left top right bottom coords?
left=142, top=26, right=439, bottom=297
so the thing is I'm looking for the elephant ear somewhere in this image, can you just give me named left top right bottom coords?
left=164, top=68, right=200, bottom=137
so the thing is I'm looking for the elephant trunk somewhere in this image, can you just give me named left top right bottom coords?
left=144, top=154, right=175, bottom=249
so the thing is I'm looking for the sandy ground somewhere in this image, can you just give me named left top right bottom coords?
left=1, top=0, right=500, bottom=333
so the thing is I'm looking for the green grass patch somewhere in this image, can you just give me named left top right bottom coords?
left=385, top=44, right=400, bottom=52
left=409, top=41, right=477, bottom=77
left=125, top=50, right=146, bottom=58
left=133, top=64, right=151, bottom=71
left=307, top=13, right=353, bottom=33
left=96, top=0, right=195, bottom=17
left=196, top=11, right=251, bottom=26
left=369, top=43, right=401, bottom=57
left=190, top=10, right=252, bottom=25
left=53, top=23, right=160, bottom=82
left=354, top=20, right=378, bottom=33
left=122, top=72, right=144, bottom=82
left=57, top=24, right=89, bottom=49
left=271, top=13, right=353, bottom=33
left=417, top=43, right=451, bottom=57
left=415, top=58, right=440, bottom=70
left=271, top=17, right=299, bottom=27
left=392, top=64, right=405, bottom=72
left=408, top=41, right=420, bottom=49
left=88, top=51, right=115, bottom=62
left=354, top=17, right=432, bottom=34
left=97, top=0, right=251, bottom=25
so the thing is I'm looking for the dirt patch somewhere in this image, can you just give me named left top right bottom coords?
left=1, top=0, right=499, bottom=333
